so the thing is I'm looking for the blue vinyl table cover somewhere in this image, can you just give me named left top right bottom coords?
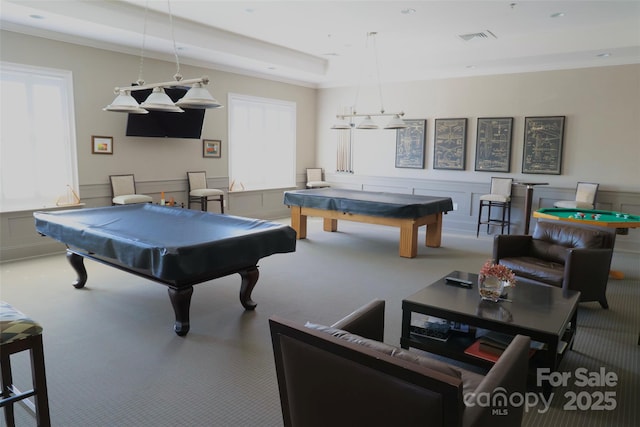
left=34, top=204, right=296, bottom=283
left=283, top=188, right=453, bottom=219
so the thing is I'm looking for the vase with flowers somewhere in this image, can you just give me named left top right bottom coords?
left=478, top=260, right=516, bottom=302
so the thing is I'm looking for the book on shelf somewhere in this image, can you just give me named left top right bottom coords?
left=464, top=340, right=502, bottom=363
left=476, top=330, right=547, bottom=351
left=464, top=338, right=537, bottom=363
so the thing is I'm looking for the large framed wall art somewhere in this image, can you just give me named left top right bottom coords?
left=522, top=116, right=565, bottom=174
left=433, top=118, right=467, bottom=170
left=395, top=119, right=426, bottom=169
left=474, top=117, right=513, bottom=172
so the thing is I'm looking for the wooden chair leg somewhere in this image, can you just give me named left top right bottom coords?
left=476, top=202, right=484, bottom=237
left=1, top=349, right=15, bottom=427
left=31, top=335, right=50, bottom=426
left=487, top=202, right=493, bottom=234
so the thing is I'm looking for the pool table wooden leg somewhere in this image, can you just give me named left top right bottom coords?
left=425, top=213, right=443, bottom=248
left=168, top=286, right=193, bottom=336
left=66, top=250, right=87, bottom=289
left=323, top=218, right=338, bottom=232
left=399, top=222, right=418, bottom=258
left=290, top=206, right=307, bottom=239
left=239, top=266, right=259, bottom=310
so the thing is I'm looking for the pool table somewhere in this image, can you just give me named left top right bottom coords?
left=34, top=204, right=296, bottom=336
left=283, top=188, right=453, bottom=258
left=533, top=208, right=640, bottom=234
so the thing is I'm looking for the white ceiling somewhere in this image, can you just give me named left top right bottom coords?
left=1, top=0, right=639, bottom=88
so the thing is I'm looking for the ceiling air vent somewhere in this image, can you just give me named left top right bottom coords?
left=458, top=30, right=498, bottom=41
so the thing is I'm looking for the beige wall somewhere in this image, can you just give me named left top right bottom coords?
left=2, top=30, right=639, bottom=263
left=317, top=64, right=640, bottom=192
left=0, top=30, right=317, bottom=188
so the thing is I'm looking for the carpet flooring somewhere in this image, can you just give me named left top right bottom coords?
left=1, top=217, right=638, bottom=426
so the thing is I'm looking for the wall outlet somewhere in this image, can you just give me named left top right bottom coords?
left=453, top=202, right=458, bottom=211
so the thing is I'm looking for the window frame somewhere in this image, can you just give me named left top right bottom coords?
left=0, top=62, right=78, bottom=212
left=227, top=92, right=296, bottom=192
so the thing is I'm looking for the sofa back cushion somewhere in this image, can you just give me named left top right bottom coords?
left=270, top=317, right=464, bottom=427
left=530, top=221, right=610, bottom=264
left=305, top=322, right=463, bottom=379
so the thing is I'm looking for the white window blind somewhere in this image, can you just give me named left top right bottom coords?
left=228, top=93, right=295, bottom=191
left=0, top=62, right=78, bottom=212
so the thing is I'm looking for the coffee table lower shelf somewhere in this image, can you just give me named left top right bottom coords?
left=402, top=328, right=574, bottom=373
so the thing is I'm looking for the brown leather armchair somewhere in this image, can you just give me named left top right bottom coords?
left=494, top=220, right=615, bottom=308
left=269, top=300, right=531, bottom=427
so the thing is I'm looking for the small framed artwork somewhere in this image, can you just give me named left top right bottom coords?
left=203, top=139, right=221, bottom=158
left=433, top=118, right=467, bottom=170
left=522, top=116, right=565, bottom=174
left=395, top=119, right=426, bottom=169
left=91, top=135, right=113, bottom=155
left=475, top=117, right=513, bottom=172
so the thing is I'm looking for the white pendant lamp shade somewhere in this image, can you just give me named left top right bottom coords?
left=356, top=116, right=379, bottom=130
left=384, top=114, right=408, bottom=129
left=176, top=83, right=223, bottom=109
left=104, top=1, right=224, bottom=115
left=140, top=87, right=184, bottom=112
left=331, top=118, right=352, bottom=130
left=103, top=90, right=149, bottom=114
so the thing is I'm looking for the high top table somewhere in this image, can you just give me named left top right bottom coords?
left=514, top=181, right=548, bottom=234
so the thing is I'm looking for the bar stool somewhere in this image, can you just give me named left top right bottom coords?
left=477, top=177, right=513, bottom=237
left=1, top=301, right=50, bottom=427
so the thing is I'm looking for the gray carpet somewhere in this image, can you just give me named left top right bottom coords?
left=1, top=217, right=638, bottom=426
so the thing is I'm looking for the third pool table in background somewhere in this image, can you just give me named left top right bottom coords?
left=534, top=208, right=640, bottom=234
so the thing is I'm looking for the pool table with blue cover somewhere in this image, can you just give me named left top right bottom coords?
left=34, top=204, right=296, bottom=335
left=283, top=188, right=453, bottom=258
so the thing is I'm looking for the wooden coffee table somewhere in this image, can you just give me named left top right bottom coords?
left=401, top=271, right=580, bottom=382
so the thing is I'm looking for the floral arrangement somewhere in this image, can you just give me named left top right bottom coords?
left=479, top=260, right=516, bottom=286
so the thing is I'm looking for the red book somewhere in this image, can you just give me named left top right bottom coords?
left=464, top=340, right=501, bottom=362
left=464, top=339, right=536, bottom=363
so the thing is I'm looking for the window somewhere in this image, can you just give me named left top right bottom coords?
left=0, top=62, right=78, bottom=212
left=228, top=93, right=295, bottom=191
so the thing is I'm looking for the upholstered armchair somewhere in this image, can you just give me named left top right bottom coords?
left=270, top=300, right=530, bottom=427
left=494, top=220, right=615, bottom=308
left=305, top=168, right=330, bottom=188
left=554, top=182, right=599, bottom=209
left=187, top=171, right=224, bottom=213
left=109, top=174, right=153, bottom=205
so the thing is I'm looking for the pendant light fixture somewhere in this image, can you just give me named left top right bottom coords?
left=331, top=32, right=406, bottom=130
left=104, top=0, right=223, bottom=114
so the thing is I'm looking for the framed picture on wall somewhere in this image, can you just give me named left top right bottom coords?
left=91, top=135, right=113, bottom=155
left=203, top=139, right=221, bottom=158
left=395, top=119, right=426, bottom=169
left=522, top=116, right=565, bottom=174
left=433, top=118, right=467, bottom=170
left=474, top=117, right=513, bottom=172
